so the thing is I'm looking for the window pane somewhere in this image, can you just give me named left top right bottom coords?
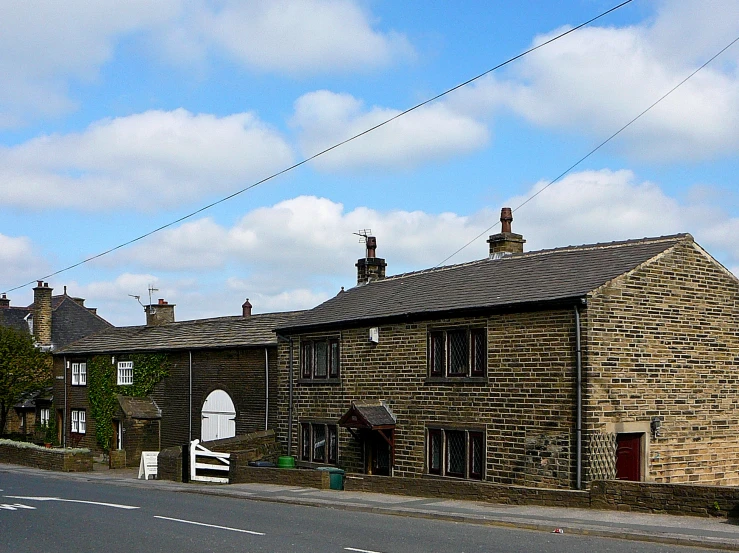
left=314, top=341, right=328, bottom=378
left=329, top=340, right=340, bottom=378
left=428, top=429, right=441, bottom=474
left=301, top=343, right=312, bottom=378
left=79, top=411, right=86, bottom=434
left=327, top=425, right=338, bottom=464
left=448, top=330, right=468, bottom=376
left=469, top=431, right=484, bottom=479
left=446, top=430, right=465, bottom=476
left=301, top=424, right=311, bottom=461
left=312, top=424, right=326, bottom=462
left=471, top=329, right=486, bottom=376
left=80, top=363, right=87, bottom=385
left=72, top=363, right=79, bottom=385
left=430, top=332, right=445, bottom=376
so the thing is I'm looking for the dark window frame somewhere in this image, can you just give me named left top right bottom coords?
left=299, top=337, right=341, bottom=381
left=300, top=421, right=339, bottom=465
left=427, top=327, right=487, bottom=378
left=426, top=427, right=485, bottom=480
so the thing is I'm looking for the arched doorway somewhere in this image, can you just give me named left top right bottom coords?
left=201, top=389, right=236, bottom=442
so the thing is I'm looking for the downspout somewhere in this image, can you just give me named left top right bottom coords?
left=288, top=337, right=294, bottom=457
left=575, top=303, right=583, bottom=490
left=264, top=347, right=269, bottom=431
left=188, top=350, right=192, bottom=442
left=63, top=356, right=67, bottom=448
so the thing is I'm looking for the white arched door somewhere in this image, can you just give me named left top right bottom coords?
left=201, top=389, right=236, bottom=442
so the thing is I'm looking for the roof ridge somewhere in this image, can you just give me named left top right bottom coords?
left=359, top=233, right=691, bottom=286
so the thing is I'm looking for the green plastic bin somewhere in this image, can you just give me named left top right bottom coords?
left=277, top=456, right=296, bottom=468
left=317, top=467, right=345, bottom=490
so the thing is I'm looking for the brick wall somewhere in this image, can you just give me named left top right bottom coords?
left=584, top=241, right=739, bottom=485
left=230, top=466, right=330, bottom=488
left=121, top=418, right=159, bottom=467
left=277, top=309, right=579, bottom=488
left=0, top=441, right=92, bottom=472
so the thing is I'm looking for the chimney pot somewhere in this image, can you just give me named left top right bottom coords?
left=356, top=236, right=387, bottom=285
left=242, top=298, right=252, bottom=317
left=487, top=207, right=525, bottom=256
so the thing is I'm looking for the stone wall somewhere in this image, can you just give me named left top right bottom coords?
left=277, top=309, right=578, bottom=488
left=0, top=440, right=92, bottom=472
left=230, top=466, right=329, bottom=488
left=585, top=240, right=739, bottom=485
left=345, top=474, right=589, bottom=507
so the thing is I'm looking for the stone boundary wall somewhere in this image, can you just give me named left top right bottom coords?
left=344, top=474, right=589, bottom=508
left=230, top=466, right=329, bottom=489
left=0, top=441, right=92, bottom=472
left=590, top=480, right=739, bottom=517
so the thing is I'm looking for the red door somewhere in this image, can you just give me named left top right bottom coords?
left=616, top=433, right=642, bottom=481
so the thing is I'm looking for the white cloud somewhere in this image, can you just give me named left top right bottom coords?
left=0, top=0, right=411, bottom=126
left=190, top=0, right=414, bottom=75
left=291, top=90, right=490, bottom=171
left=0, top=233, right=49, bottom=290
left=462, top=0, right=739, bottom=161
left=0, top=109, right=293, bottom=210
left=0, top=0, right=182, bottom=126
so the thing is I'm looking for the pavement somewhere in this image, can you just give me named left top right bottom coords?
left=3, top=460, right=739, bottom=551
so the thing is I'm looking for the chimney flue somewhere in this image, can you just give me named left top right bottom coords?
left=0, top=294, right=9, bottom=308
left=356, top=236, right=387, bottom=285
left=487, top=207, right=526, bottom=257
left=145, top=298, right=175, bottom=326
left=33, top=281, right=53, bottom=346
left=242, top=299, right=252, bottom=317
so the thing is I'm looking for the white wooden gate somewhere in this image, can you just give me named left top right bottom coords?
left=189, top=439, right=230, bottom=483
left=201, top=389, right=236, bottom=442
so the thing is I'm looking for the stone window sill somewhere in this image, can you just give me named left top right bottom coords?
left=297, top=378, right=342, bottom=385
left=424, top=376, right=487, bottom=385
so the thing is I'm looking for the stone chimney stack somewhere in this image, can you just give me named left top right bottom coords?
left=356, top=236, right=387, bottom=285
left=242, top=298, right=252, bottom=317
left=0, top=294, right=9, bottom=308
left=145, top=298, right=176, bottom=326
left=487, top=207, right=526, bottom=256
left=33, top=281, right=53, bottom=346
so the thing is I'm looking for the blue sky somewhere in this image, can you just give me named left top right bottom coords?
left=1, top=0, right=738, bottom=326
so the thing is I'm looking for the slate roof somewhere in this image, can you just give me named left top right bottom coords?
left=57, top=310, right=304, bottom=355
left=339, top=402, right=397, bottom=429
left=117, top=395, right=161, bottom=420
left=0, top=293, right=112, bottom=349
left=279, top=234, right=692, bottom=332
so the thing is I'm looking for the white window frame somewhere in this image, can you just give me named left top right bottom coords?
left=71, top=362, right=87, bottom=386
left=117, top=361, right=133, bottom=386
left=40, top=408, right=50, bottom=427
left=71, top=409, right=86, bottom=434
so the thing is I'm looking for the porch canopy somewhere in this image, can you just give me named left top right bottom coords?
left=338, top=402, right=395, bottom=431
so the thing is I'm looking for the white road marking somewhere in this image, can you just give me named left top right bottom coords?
left=345, top=548, right=384, bottom=553
left=153, top=515, right=265, bottom=535
left=0, top=503, right=36, bottom=510
left=4, top=496, right=139, bottom=510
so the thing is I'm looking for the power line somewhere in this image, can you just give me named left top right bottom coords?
left=436, top=33, right=739, bottom=268
left=1, top=0, right=634, bottom=295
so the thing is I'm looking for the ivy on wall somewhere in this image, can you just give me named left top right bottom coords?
left=87, top=353, right=169, bottom=451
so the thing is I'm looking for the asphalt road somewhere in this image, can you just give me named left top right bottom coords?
left=0, top=471, right=719, bottom=553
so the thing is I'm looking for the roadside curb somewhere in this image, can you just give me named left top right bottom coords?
left=3, top=463, right=738, bottom=551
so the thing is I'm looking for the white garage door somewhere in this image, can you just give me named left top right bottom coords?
left=201, top=389, right=236, bottom=442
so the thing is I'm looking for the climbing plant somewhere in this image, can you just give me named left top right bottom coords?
left=87, top=353, right=169, bottom=451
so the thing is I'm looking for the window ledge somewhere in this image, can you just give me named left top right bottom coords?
left=423, top=473, right=483, bottom=481
left=297, top=378, right=342, bottom=385
left=424, top=376, right=487, bottom=384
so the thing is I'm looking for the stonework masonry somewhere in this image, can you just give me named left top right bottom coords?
left=276, top=240, right=739, bottom=489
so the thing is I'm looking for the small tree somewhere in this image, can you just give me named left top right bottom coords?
left=0, top=326, right=52, bottom=435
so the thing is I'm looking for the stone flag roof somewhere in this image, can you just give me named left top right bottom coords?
left=279, top=234, right=693, bottom=332
left=339, top=402, right=396, bottom=429
left=57, top=310, right=303, bottom=355
left=116, top=395, right=161, bottom=420
left=0, top=293, right=112, bottom=349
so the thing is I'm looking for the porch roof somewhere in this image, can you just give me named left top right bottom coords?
left=339, top=402, right=396, bottom=430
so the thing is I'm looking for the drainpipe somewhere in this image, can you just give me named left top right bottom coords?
left=575, top=303, right=583, bottom=490
left=63, top=356, right=67, bottom=448
left=264, top=347, right=269, bottom=431
left=188, top=350, right=193, bottom=442
left=288, top=337, right=294, bottom=457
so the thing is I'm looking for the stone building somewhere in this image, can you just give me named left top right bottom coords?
left=275, top=210, right=739, bottom=489
left=1, top=283, right=112, bottom=438
left=53, top=299, right=301, bottom=466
